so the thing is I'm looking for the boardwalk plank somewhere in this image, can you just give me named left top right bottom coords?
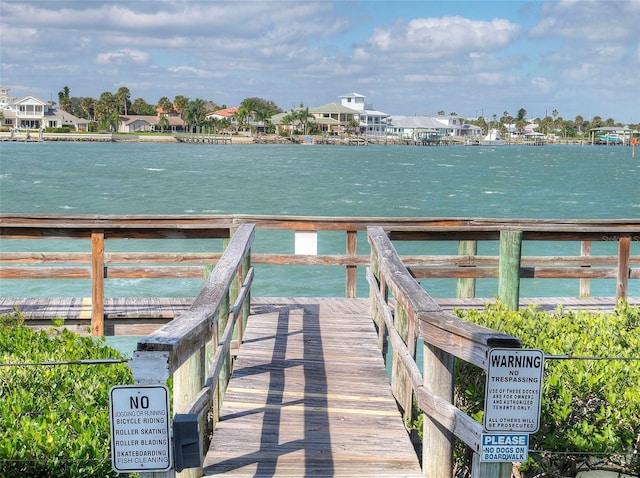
left=202, top=298, right=423, bottom=477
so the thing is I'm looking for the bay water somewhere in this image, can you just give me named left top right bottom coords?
left=1, top=141, right=638, bottom=305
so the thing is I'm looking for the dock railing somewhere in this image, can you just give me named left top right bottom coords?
left=1, top=215, right=638, bottom=336
left=367, top=226, right=522, bottom=478
left=128, top=223, right=254, bottom=478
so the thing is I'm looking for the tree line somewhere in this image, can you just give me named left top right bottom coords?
left=56, top=86, right=638, bottom=136
left=56, top=86, right=283, bottom=133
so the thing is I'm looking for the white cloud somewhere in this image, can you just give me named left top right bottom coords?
left=0, top=1, right=637, bottom=121
left=168, top=66, right=220, bottom=79
left=95, top=49, right=150, bottom=65
left=367, top=16, right=522, bottom=60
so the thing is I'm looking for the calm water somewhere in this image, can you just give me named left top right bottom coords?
left=1, top=142, right=638, bottom=299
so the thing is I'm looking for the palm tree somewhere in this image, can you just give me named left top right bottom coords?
left=295, top=107, right=312, bottom=135
left=80, top=97, right=95, bottom=120
left=182, top=98, right=207, bottom=132
left=115, top=87, right=131, bottom=115
left=233, top=105, right=251, bottom=132
left=157, top=114, right=169, bottom=133
left=58, top=86, right=71, bottom=112
left=173, top=95, right=189, bottom=118
left=157, top=97, right=173, bottom=115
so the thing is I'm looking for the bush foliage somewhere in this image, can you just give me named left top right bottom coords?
left=0, top=312, right=134, bottom=477
left=454, top=301, right=640, bottom=477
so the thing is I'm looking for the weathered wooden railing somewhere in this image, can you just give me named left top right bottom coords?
left=367, top=225, right=521, bottom=478
left=128, top=223, right=254, bottom=478
left=1, top=215, right=638, bottom=335
left=388, top=221, right=639, bottom=309
left=0, top=215, right=234, bottom=335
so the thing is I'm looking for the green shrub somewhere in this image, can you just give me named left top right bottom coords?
left=454, top=301, right=640, bottom=477
left=45, top=127, right=73, bottom=133
left=0, top=312, right=134, bottom=477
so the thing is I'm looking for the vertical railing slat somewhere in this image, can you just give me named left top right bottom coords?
left=580, top=240, right=592, bottom=297
left=91, top=231, right=104, bottom=336
left=617, top=235, right=631, bottom=301
left=346, top=230, right=358, bottom=298
left=422, top=343, right=454, bottom=477
left=498, top=230, right=523, bottom=310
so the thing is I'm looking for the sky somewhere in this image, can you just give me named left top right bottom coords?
left=1, top=0, right=638, bottom=123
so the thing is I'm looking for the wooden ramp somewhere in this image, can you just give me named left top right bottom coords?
left=202, top=297, right=422, bottom=477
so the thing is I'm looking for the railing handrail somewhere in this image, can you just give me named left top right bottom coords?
left=2, top=214, right=638, bottom=332
left=367, top=226, right=522, bottom=477
left=128, top=224, right=255, bottom=476
left=2, top=213, right=639, bottom=232
left=134, top=224, right=254, bottom=371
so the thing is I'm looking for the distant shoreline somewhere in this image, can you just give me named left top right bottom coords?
left=0, top=131, right=613, bottom=146
left=0, top=131, right=258, bottom=144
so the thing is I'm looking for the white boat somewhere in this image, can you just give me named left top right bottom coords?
left=479, top=129, right=503, bottom=146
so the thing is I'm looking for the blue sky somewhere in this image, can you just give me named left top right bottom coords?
left=1, top=1, right=638, bottom=123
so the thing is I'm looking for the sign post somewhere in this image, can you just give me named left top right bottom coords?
left=484, top=348, right=544, bottom=433
left=109, top=385, right=172, bottom=473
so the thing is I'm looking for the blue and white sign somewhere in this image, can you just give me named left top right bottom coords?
left=481, top=433, right=529, bottom=462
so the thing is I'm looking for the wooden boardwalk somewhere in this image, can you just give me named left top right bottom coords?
left=1, top=296, right=636, bottom=335
left=202, top=297, right=423, bottom=477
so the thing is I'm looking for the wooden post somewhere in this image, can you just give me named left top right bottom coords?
left=580, top=240, right=592, bottom=297
left=498, top=230, right=522, bottom=310
left=391, top=305, right=414, bottom=422
left=473, top=454, right=512, bottom=478
left=346, top=230, right=357, bottom=298
left=174, top=348, right=205, bottom=478
left=456, top=240, right=477, bottom=298
left=129, top=351, right=174, bottom=478
left=91, top=231, right=105, bottom=336
left=617, top=236, right=631, bottom=302
left=422, top=343, right=454, bottom=477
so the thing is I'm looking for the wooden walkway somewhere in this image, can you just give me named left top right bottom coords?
left=1, top=296, right=637, bottom=335
left=202, top=297, right=423, bottom=477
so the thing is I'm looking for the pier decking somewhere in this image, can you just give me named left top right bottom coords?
left=1, top=296, right=634, bottom=335
left=202, top=297, right=422, bottom=477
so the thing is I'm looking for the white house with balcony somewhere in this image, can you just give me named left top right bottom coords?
left=0, top=87, right=88, bottom=130
left=339, top=92, right=389, bottom=137
left=13, top=95, right=48, bottom=129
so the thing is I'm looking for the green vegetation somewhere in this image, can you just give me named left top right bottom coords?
left=54, top=84, right=638, bottom=137
left=0, top=311, right=134, bottom=477
left=454, top=302, right=640, bottom=477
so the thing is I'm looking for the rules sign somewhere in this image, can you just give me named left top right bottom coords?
left=109, top=385, right=172, bottom=473
left=484, top=348, right=544, bottom=433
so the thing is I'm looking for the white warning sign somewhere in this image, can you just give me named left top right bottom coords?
left=109, top=385, right=172, bottom=473
left=484, top=348, right=544, bottom=433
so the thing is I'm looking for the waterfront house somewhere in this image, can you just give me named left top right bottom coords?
left=206, top=107, right=263, bottom=132
left=118, top=114, right=186, bottom=133
left=339, top=92, right=389, bottom=137
left=206, top=107, right=238, bottom=122
left=0, top=87, right=88, bottom=131
left=44, top=109, right=89, bottom=131
left=11, top=95, right=49, bottom=129
left=308, top=103, right=360, bottom=134
left=387, top=115, right=454, bottom=141
left=0, top=86, right=16, bottom=110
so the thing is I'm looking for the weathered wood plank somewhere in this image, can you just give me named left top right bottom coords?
left=1, top=296, right=635, bottom=333
left=202, top=298, right=423, bottom=477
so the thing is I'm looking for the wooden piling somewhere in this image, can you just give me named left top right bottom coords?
left=498, top=230, right=522, bottom=310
